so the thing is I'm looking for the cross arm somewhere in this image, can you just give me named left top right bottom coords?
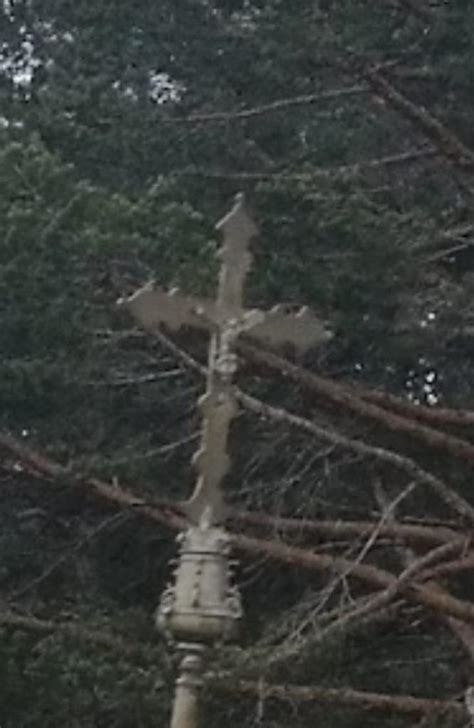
left=119, top=284, right=331, bottom=353
left=248, top=304, right=332, bottom=354
left=117, top=282, right=216, bottom=332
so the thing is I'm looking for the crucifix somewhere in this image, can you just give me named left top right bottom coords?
left=119, top=193, right=330, bottom=728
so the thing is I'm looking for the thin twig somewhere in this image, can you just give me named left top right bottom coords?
left=150, top=330, right=474, bottom=524
left=237, top=389, right=474, bottom=525
left=212, top=678, right=465, bottom=718
left=169, top=85, right=367, bottom=124
left=366, top=68, right=474, bottom=172
left=0, top=609, right=153, bottom=659
left=2, top=431, right=474, bottom=625
left=315, top=540, right=464, bottom=644
left=9, top=511, right=129, bottom=601
left=238, top=342, right=474, bottom=467
left=174, top=149, right=436, bottom=182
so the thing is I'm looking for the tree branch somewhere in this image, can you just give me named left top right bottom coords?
left=238, top=342, right=474, bottom=466
left=0, top=611, right=463, bottom=719
left=149, top=330, right=474, bottom=525
left=1, top=434, right=463, bottom=549
left=392, top=0, right=433, bottom=22
left=213, top=678, right=465, bottom=719
left=229, top=510, right=462, bottom=548
left=237, top=389, right=474, bottom=525
left=358, top=387, right=474, bottom=428
left=0, top=430, right=187, bottom=533
left=314, top=540, right=464, bottom=644
left=170, top=85, right=367, bottom=124
left=2, top=431, right=474, bottom=625
left=237, top=531, right=474, bottom=625
left=174, top=149, right=436, bottom=181
left=365, top=68, right=474, bottom=171
left=0, top=610, right=147, bottom=659
left=375, top=478, right=474, bottom=665
left=255, top=539, right=465, bottom=674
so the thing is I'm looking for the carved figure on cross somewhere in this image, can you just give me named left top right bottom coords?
left=120, top=193, right=330, bottom=527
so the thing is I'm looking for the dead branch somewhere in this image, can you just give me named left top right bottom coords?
left=365, top=68, right=474, bottom=171
left=260, top=541, right=464, bottom=673
left=2, top=435, right=462, bottom=550
left=237, top=389, right=474, bottom=524
left=0, top=612, right=463, bottom=719
left=155, top=311, right=474, bottom=431
left=357, top=387, right=474, bottom=427
left=3, top=432, right=461, bottom=550
left=316, top=541, right=465, bottom=643
left=213, top=678, right=465, bottom=718
left=10, top=511, right=129, bottom=601
left=237, top=342, right=474, bottom=466
left=378, top=0, right=434, bottom=23
left=375, top=478, right=474, bottom=665
left=420, top=555, right=474, bottom=581
left=0, top=610, right=146, bottom=658
left=229, top=510, right=462, bottom=548
left=2, top=431, right=474, bottom=625
left=0, top=430, right=186, bottom=534
left=149, top=330, right=474, bottom=524
left=237, top=532, right=474, bottom=625
left=175, top=149, right=436, bottom=182
left=395, top=0, right=433, bottom=22
left=169, top=85, right=367, bottom=124
left=244, top=596, right=406, bottom=676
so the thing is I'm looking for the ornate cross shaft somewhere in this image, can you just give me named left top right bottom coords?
left=120, top=193, right=330, bottom=528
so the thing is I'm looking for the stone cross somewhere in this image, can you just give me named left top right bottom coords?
left=120, top=193, right=330, bottom=527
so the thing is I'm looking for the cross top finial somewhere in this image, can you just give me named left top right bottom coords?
left=120, top=194, right=331, bottom=526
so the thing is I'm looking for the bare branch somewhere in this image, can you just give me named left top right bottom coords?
left=150, top=331, right=474, bottom=524
left=0, top=610, right=147, bottom=659
left=315, top=540, right=464, bottom=643
left=256, top=527, right=463, bottom=673
left=170, top=85, right=367, bottom=124
left=237, top=531, right=474, bottom=625
left=238, top=342, right=474, bottom=465
left=0, top=430, right=187, bottom=533
left=376, top=478, right=474, bottom=665
left=425, top=240, right=474, bottom=264
left=85, top=368, right=184, bottom=388
left=0, top=612, right=463, bottom=719
left=77, top=433, right=200, bottom=469
left=420, top=555, right=474, bottom=582
left=366, top=68, right=474, bottom=171
left=238, top=389, right=474, bottom=524
left=358, top=387, right=474, bottom=428
left=2, top=431, right=474, bottom=625
left=10, top=512, right=128, bottom=600
left=229, top=510, right=462, bottom=548
left=391, top=0, right=434, bottom=22
left=175, top=149, right=436, bottom=182
left=1, top=431, right=462, bottom=551
left=213, top=678, right=465, bottom=719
